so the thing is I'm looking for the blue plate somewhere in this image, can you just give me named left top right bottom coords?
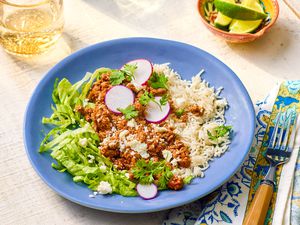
left=24, top=37, right=255, bottom=213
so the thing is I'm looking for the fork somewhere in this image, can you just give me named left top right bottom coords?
left=243, top=108, right=298, bottom=225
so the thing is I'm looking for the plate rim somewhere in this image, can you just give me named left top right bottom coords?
left=23, top=37, right=256, bottom=213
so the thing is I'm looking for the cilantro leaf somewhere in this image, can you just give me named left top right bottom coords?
left=121, top=63, right=137, bottom=81
left=183, top=175, right=194, bottom=184
left=131, top=159, right=173, bottom=190
left=110, top=70, right=125, bottom=85
left=138, top=91, right=162, bottom=110
left=148, top=72, right=168, bottom=89
left=175, top=109, right=185, bottom=118
left=159, top=94, right=168, bottom=106
left=109, top=64, right=137, bottom=85
left=139, top=91, right=155, bottom=106
left=207, top=125, right=232, bottom=141
left=118, top=105, right=139, bottom=120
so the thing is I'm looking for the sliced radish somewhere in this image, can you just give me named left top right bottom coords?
left=123, top=59, right=153, bottom=86
left=136, top=183, right=158, bottom=200
left=105, top=85, right=134, bottom=113
left=145, top=96, right=170, bottom=123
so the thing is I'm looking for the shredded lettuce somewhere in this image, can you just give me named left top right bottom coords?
left=40, top=68, right=137, bottom=196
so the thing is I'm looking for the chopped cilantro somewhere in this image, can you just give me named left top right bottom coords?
left=120, top=63, right=137, bottom=81
left=175, top=109, right=185, bottom=118
left=117, top=105, right=139, bottom=120
left=148, top=72, right=168, bottom=89
left=183, top=175, right=194, bottom=184
left=109, top=64, right=137, bottom=85
left=109, top=70, right=125, bottom=85
left=132, top=159, right=173, bottom=190
left=139, top=91, right=164, bottom=110
left=207, top=125, right=232, bottom=141
left=159, top=94, right=168, bottom=106
left=139, top=91, right=155, bottom=106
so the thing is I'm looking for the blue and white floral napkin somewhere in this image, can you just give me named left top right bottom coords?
left=163, top=81, right=300, bottom=225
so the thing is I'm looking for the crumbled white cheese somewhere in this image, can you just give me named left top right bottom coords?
left=170, top=158, right=178, bottom=166
left=154, top=126, right=168, bottom=133
left=127, top=119, right=137, bottom=128
left=102, top=137, right=110, bottom=145
left=79, top=138, right=88, bottom=147
left=99, top=165, right=107, bottom=172
left=88, top=154, right=95, bottom=159
left=174, top=97, right=185, bottom=107
left=119, top=130, right=129, bottom=140
left=126, top=134, right=135, bottom=141
left=127, top=140, right=149, bottom=158
left=87, top=154, right=95, bottom=163
left=125, top=173, right=130, bottom=178
left=97, top=181, right=112, bottom=194
left=119, top=143, right=126, bottom=152
left=83, top=99, right=89, bottom=107
left=162, top=150, right=172, bottom=162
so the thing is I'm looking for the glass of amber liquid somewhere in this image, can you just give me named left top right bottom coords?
left=0, top=0, right=64, bottom=56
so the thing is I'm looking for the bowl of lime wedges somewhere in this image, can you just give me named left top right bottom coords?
left=198, top=0, right=279, bottom=43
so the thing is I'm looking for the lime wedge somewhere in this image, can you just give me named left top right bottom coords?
left=214, top=12, right=232, bottom=29
left=229, top=1, right=264, bottom=34
left=214, top=0, right=267, bottom=20
left=229, top=18, right=261, bottom=33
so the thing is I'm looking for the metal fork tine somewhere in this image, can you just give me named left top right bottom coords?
left=280, top=114, right=292, bottom=151
left=275, top=111, right=287, bottom=149
left=268, top=106, right=282, bottom=148
left=287, top=113, right=298, bottom=152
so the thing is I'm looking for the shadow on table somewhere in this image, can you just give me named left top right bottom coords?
left=61, top=196, right=168, bottom=225
left=3, top=32, right=88, bottom=80
left=226, top=18, right=300, bottom=80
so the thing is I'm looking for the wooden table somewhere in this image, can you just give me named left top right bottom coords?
left=1, top=0, right=299, bottom=224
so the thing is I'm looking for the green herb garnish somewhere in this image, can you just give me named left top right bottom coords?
left=183, top=175, right=194, bottom=184
left=148, top=72, right=168, bottom=89
left=109, top=64, right=137, bottom=85
left=120, top=64, right=137, bottom=81
left=139, top=91, right=166, bottom=111
left=139, top=91, right=155, bottom=106
left=175, top=109, right=185, bottom=118
left=118, top=105, right=139, bottom=120
left=159, top=94, right=168, bottom=106
left=109, top=71, right=125, bottom=85
left=132, top=159, right=173, bottom=190
left=207, top=125, right=232, bottom=141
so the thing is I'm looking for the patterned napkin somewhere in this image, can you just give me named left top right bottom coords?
left=163, top=81, right=300, bottom=225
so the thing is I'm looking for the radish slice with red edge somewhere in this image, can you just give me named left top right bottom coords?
left=145, top=96, right=170, bottom=123
left=136, top=183, right=158, bottom=200
left=123, top=59, right=153, bottom=86
left=105, top=85, right=134, bottom=114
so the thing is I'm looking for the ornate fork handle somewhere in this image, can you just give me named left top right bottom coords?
left=243, top=109, right=298, bottom=225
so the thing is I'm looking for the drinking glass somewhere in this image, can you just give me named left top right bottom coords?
left=0, top=0, right=64, bottom=56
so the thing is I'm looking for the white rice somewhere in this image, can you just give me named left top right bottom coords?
left=153, top=64, right=231, bottom=179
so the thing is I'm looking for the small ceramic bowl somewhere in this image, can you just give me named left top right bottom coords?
left=197, top=0, right=279, bottom=43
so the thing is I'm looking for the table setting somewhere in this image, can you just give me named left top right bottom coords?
left=0, top=1, right=299, bottom=225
